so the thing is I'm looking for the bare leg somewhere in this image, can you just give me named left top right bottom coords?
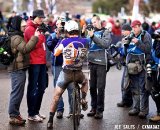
left=50, top=86, right=65, bottom=112
left=81, top=78, right=88, bottom=97
left=47, top=86, right=65, bottom=128
left=81, top=78, right=88, bottom=111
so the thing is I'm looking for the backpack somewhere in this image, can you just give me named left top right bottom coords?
left=0, top=35, right=14, bottom=65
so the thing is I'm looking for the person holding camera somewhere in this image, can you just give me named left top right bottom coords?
left=123, top=20, right=152, bottom=118
left=82, top=15, right=112, bottom=119
left=46, top=18, right=73, bottom=119
left=148, top=29, right=160, bottom=122
left=117, top=24, right=133, bottom=108
left=24, top=9, right=47, bottom=122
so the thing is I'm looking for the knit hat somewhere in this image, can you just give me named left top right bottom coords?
left=33, top=9, right=45, bottom=18
left=121, top=24, right=132, bottom=31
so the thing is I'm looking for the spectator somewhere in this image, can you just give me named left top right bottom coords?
left=65, top=11, right=71, bottom=21
left=46, top=18, right=73, bottom=119
left=0, top=11, right=7, bottom=34
left=7, top=11, right=16, bottom=31
left=117, top=24, right=133, bottom=108
left=8, top=15, right=39, bottom=125
left=111, top=20, right=122, bottom=44
left=127, top=20, right=152, bottom=118
left=112, top=20, right=121, bottom=36
left=83, top=15, right=112, bottom=119
left=149, top=29, right=160, bottom=122
left=148, top=22, right=156, bottom=36
left=22, top=12, right=29, bottom=21
left=47, top=14, right=56, bottom=33
left=24, top=9, right=47, bottom=122
left=142, top=21, right=149, bottom=32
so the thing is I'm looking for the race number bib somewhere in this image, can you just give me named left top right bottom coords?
left=78, top=48, right=87, bottom=59
left=63, top=47, right=74, bottom=59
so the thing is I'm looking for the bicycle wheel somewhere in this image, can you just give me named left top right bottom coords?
left=72, top=87, right=81, bottom=130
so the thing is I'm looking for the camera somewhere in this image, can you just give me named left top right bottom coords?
left=60, top=21, right=65, bottom=34
left=146, top=63, right=152, bottom=79
left=59, top=17, right=66, bottom=33
left=109, top=44, right=119, bottom=58
left=86, top=24, right=94, bottom=31
left=106, top=44, right=120, bottom=66
left=152, top=34, right=160, bottom=39
left=58, top=21, right=66, bottom=38
left=124, top=32, right=135, bottom=47
left=151, top=88, right=160, bottom=102
left=37, top=23, right=49, bottom=33
left=151, top=29, right=160, bottom=40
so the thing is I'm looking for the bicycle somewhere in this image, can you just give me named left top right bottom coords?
left=62, top=46, right=88, bottom=130
left=72, top=70, right=82, bottom=130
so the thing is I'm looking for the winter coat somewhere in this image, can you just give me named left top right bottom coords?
left=46, top=32, right=63, bottom=66
left=24, top=20, right=46, bottom=64
left=88, top=28, right=112, bottom=66
left=8, top=33, right=38, bottom=72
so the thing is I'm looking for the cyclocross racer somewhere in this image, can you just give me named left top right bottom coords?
left=47, top=20, right=89, bottom=129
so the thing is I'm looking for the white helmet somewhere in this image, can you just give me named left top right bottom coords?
left=65, top=20, right=79, bottom=32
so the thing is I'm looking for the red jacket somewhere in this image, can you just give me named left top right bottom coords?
left=112, top=25, right=122, bottom=36
left=24, top=20, right=46, bottom=64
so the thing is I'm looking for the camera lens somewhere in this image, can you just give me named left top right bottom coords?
left=61, top=22, right=65, bottom=26
left=146, top=63, right=152, bottom=80
left=146, top=64, right=152, bottom=73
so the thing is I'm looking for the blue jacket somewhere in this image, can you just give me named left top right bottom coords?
left=88, top=28, right=112, bottom=65
left=46, top=32, right=63, bottom=66
left=152, top=49, right=160, bottom=64
left=123, top=31, right=152, bottom=61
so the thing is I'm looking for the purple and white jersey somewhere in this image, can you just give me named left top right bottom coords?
left=54, top=37, right=89, bottom=70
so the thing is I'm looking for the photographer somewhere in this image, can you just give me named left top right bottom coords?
left=124, top=20, right=152, bottom=119
left=117, top=24, right=133, bottom=108
left=152, top=29, right=160, bottom=59
left=83, top=15, right=112, bottom=119
left=149, top=29, right=160, bottom=122
left=46, top=18, right=73, bottom=119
